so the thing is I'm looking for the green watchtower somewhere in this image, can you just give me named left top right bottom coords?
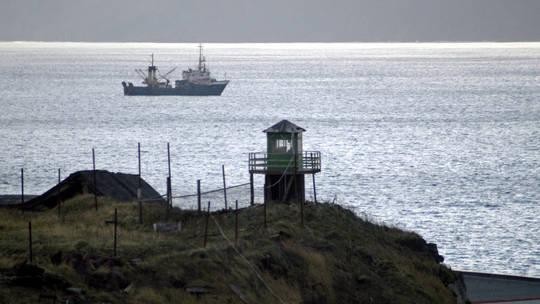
left=249, top=120, right=321, bottom=203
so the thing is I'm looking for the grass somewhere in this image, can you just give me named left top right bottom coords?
left=0, top=195, right=460, bottom=303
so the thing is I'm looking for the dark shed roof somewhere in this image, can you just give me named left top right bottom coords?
left=263, top=120, right=306, bottom=133
left=16, top=170, right=165, bottom=210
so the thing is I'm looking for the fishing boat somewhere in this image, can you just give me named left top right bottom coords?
left=122, top=44, right=229, bottom=96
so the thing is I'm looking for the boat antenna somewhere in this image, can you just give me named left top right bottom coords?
left=151, top=53, right=154, bottom=67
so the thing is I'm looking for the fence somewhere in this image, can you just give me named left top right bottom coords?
left=172, top=182, right=257, bottom=211
left=2, top=143, right=328, bottom=212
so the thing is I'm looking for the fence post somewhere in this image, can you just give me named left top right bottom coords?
left=166, top=177, right=172, bottom=209
left=167, top=142, right=172, bottom=208
left=138, top=142, right=142, bottom=193
left=235, top=200, right=239, bottom=245
left=197, top=179, right=201, bottom=213
left=92, top=148, right=97, bottom=211
left=28, top=221, right=32, bottom=264
left=203, top=201, right=211, bottom=248
left=222, top=165, right=228, bottom=210
left=105, top=208, right=118, bottom=257
left=114, top=208, right=117, bottom=257
left=20, top=168, right=24, bottom=205
left=250, top=173, right=254, bottom=206
left=57, top=168, right=62, bottom=218
left=138, top=143, right=142, bottom=224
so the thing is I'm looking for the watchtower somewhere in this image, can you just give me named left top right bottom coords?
left=249, top=120, right=321, bottom=203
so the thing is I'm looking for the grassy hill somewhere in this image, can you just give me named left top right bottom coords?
left=0, top=195, right=463, bottom=303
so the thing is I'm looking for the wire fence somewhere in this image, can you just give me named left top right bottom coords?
left=2, top=143, right=330, bottom=212
left=171, top=182, right=265, bottom=211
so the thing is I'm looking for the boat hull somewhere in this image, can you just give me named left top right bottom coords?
left=122, top=81, right=228, bottom=96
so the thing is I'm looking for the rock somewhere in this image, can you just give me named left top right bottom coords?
left=43, top=272, right=71, bottom=289
left=427, top=243, right=444, bottom=263
left=65, top=287, right=86, bottom=303
left=168, top=274, right=186, bottom=288
left=65, top=253, right=88, bottom=276
left=397, top=236, right=444, bottom=263
left=12, top=262, right=45, bottom=277
left=66, top=287, right=85, bottom=296
left=129, top=258, right=143, bottom=267
left=354, top=274, right=371, bottom=284
left=153, top=221, right=182, bottom=233
left=93, top=256, right=123, bottom=268
left=185, top=280, right=212, bottom=296
left=7, top=262, right=45, bottom=288
left=123, top=283, right=134, bottom=294
left=50, top=250, right=63, bottom=265
left=185, top=287, right=208, bottom=296
left=87, top=269, right=130, bottom=291
left=258, top=252, right=289, bottom=278
left=4, top=262, right=70, bottom=290
left=270, top=230, right=292, bottom=241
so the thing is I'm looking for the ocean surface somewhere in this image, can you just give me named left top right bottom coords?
left=0, top=42, right=539, bottom=277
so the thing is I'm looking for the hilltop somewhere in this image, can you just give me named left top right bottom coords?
left=0, top=195, right=466, bottom=303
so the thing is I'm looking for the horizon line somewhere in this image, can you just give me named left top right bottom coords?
left=2, top=40, right=540, bottom=44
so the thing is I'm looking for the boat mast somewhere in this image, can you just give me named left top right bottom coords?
left=147, top=53, right=157, bottom=86
left=198, top=43, right=205, bottom=71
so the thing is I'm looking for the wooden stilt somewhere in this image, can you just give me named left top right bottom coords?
left=249, top=173, right=254, bottom=206
left=92, top=148, right=97, bottom=211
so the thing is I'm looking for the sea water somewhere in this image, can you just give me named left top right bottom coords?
left=0, top=42, right=539, bottom=277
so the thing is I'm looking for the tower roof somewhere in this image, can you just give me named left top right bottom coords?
left=263, top=120, right=306, bottom=133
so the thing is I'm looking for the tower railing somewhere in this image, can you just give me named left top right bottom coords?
left=248, top=151, right=321, bottom=174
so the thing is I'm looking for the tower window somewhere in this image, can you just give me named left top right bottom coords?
left=274, top=139, right=292, bottom=153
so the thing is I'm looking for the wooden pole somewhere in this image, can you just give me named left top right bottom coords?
left=20, top=168, right=24, bottom=205
left=203, top=201, right=211, bottom=248
left=197, top=179, right=201, bottom=213
left=312, top=174, right=317, bottom=204
left=138, top=142, right=142, bottom=192
left=250, top=173, right=254, bottom=206
left=113, top=208, right=117, bottom=257
left=105, top=209, right=118, bottom=257
left=263, top=182, right=267, bottom=228
left=92, top=148, right=97, bottom=211
left=300, top=182, right=304, bottom=227
left=222, top=165, right=228, bottom=210
left=167, top=142, right=172, bottom=208
left=166, top=177, right=172, bottom=209
left=294, top=140, right=303, bottom=227
left=28, top=221, right=32, bottom=264
left=138, top=143, right=142, bottom=224
left=311, top=152, right=317, bottom=204
left=235, top=200, right=239, bottom=245
left=57, top=168, right=62, bottom=218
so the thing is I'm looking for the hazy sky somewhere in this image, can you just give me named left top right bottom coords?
left=1, top=0, right=539, bottom=42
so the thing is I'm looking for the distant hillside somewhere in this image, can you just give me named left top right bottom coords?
left=0, top=195, right=466, bottom=303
